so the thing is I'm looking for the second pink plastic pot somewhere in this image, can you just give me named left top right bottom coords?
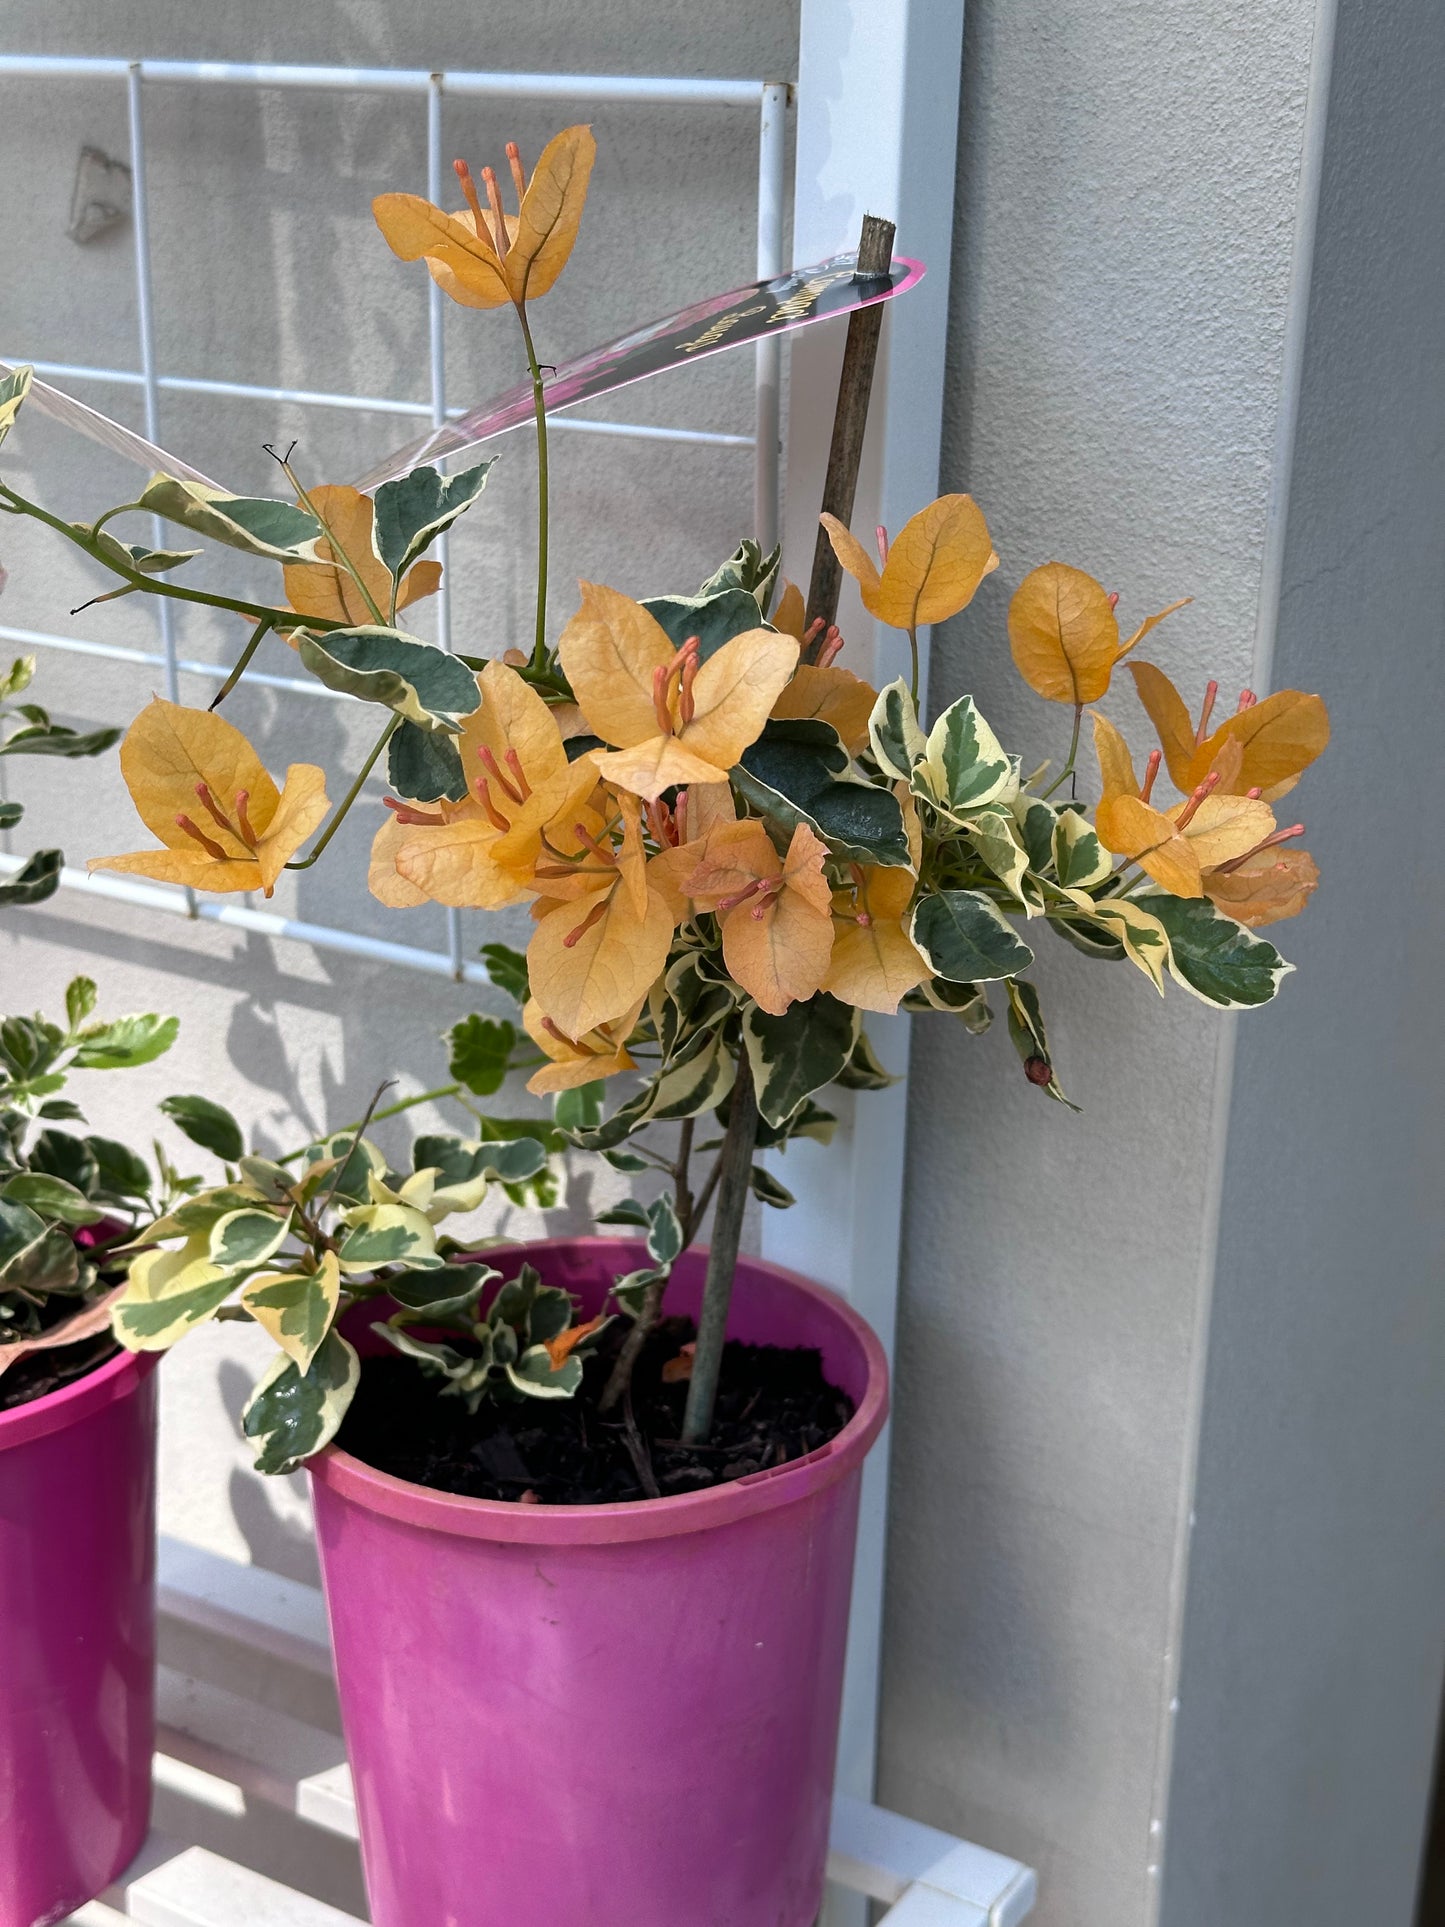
left=310, top=1237, right=888, bottom=1927
left=0, top=1346, right=157, bottom=1927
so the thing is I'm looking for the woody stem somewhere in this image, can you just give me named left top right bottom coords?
left=286, top=713, right=400, bottom=872
left=515, top=303, right=551, bottom=670
left=682, top=1049, right=758, bottom=1445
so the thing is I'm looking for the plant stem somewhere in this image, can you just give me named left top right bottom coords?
left=599, top=1117, right=696, bottom=1416
left=681, top=1050, right=758, bottom=1445
left=0, top=482, right=348, bottom=632
left=286, top=713, right=400, bottom=871
left=908, top=623, right=920, bottom=704
left=1041, top=703, right=1084, bottom=800
left=277, top=1082, right=464, bottom=1165
left=210, top=615, right=274, bottom=710
left=514, top=304, right=551, bottom=668
left=276, top=454, right=387, bottom=627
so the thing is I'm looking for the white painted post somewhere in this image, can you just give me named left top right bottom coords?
left=762, top=7, right=967, bottom=1919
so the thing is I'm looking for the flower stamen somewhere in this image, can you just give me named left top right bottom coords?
left=478, top=745, right=524, bottom=806
left=194, top=781, right=236, bottom=840
left=453, top=158, right=487, bottom=229
left=1195, top=679, right=1219, bottom=745
left=563, top=898, right=611, bottom=949
left=234, top=790, right=258, bottom=849
left=175, top=814, right=229, bottom=860
left=875, top=526, right=890, bottom=568
left=1213, top=823, right=1305, bottom=874
left=505, top=141, right=527, bottom=207
left=651, top=663, right=673, bottom=735
left=1140, top=749, right=1162, bottom=804
left=480, top=165, right=509, bottom=257
left=1174, top=770, right=1221, bottom=830
left=382, top=796, right=447, bottom=827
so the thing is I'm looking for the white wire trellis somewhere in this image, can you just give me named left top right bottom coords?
left=0, top=55, right=790, bottom=984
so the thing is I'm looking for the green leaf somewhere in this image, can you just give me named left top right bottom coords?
left=0, top=1197, right=81, bottom=1294
left=0, top=719, right=122, bottom=760
left=336, top=1203, right=440, bottom=1271
left=695, top=538, right=781, bottom=613
left=0, top=1016, right=62, bottom=1081
left=553, top=1082, right=604, bottom=1132
left=87, top=1135, right=154, bottom=1202
left=646, top=1194, right=684, bottom=1267
left=72, top=1013, right=179, bottom=1070
left=963, top=806, right=1033, bottom=906
left=505, top=1344, right=584, bottom=1400
left=640, top=587, right=773, bottom=662
left=612, top=1265, right=666, bottom=1317
left=0, top=1172, right=107, bottom=1226
left=902, top=976, right=994, bottom=1033
left=480, top=943, right=530, bottom=1005
left=0, top=800, right=22, bottom=830
left=0, top=653, right=36, bottom=700
left=297, top=627, right=480, bottom=732
left=208, top=1207, right=291, bottom=1270
left=743, top=994, right=860, bottom=1129
left=139, top=474, right=323, bottom=562
left=0, top=849, right=62, bottom=905
left=1049, top=915, right=1126, bottom=962
left=447, top=1014, right=516, bottom=1098
left=751, top=1097, right=837, bottom=1150
left=1143, top=894, right=1293, bottom=1008
left=112, top=1261, right=239, bottom=1348
left=1053, top=808, right=1112, bottom=889
left=735, top=720, right=912, bottom=867
left=749, top=1165, right=795, bottom=1209
left=240, top=1259, right=340, bottom=1375
left=1015, top=797, right=1058, bottom=877
left=600, top=1147, right=650, bottom=1174
left=868, top=677, right=927, bottom=783
left=65, top=977, right=98, bottom=1032
left=375, top=1321, right=494, bottom=1404
left=160, top=1094, right=245, bottom=1163
left=597, top=1199, right=651, bottom=1228
left=920, top=695, right=1015, bottom=814
left=83, top=525, right=199, bottom=581
left=372, top=460, right=495, bottom=580
left=1005, top=979, right=1080, bottom=1110
left=242, top=1330, right=360, bottom=1475
left=388, top=719, right=469, bottom=803
left=909, top=891, right=1035, bottom=983
left=37, top=1098, right=85, bottom=1122
left=386, top=1261, right=498, bottom=1318
left=27, top=1130, right=99, bottom=1195
left=832, top=1027, right=896, bottom=1092
left=0, top=364, right=33, bottom=447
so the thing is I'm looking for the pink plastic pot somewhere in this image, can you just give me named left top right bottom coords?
left=0, top=1348, right=157, bottom=1927
left=310, top=1238, right=888, bottom=1927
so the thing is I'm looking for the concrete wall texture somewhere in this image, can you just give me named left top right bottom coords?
left=2, top=5, right=1442, bottom=1926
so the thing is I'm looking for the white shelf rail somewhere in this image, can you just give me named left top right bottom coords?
left=0, top=53, right=789, bottom=984
left=64, top=1537, right=1035, bottom=1927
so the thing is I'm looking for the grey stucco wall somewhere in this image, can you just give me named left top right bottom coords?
left=1160, top=0, right=1445, bottom=1920
left=876, top=5, right=1331, bottom=1924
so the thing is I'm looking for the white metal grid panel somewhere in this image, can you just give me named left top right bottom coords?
left=0, top=54, right=787, bottom=980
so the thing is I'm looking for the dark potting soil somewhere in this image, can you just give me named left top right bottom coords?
left=0, top=1330, right=119, bottom=1414
left=336, top=1316, right=856, bottom=1505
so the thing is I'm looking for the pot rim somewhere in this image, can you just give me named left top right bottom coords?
left=0, top=1340, right=157, bottom=1453
left=310, top=1237, right=889, bottom=1546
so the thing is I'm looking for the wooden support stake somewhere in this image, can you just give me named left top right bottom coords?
left=803, top=213, right=898, bottom=641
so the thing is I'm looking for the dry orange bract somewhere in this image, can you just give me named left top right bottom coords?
left=373, top=125, right=596, bottom=312
left=89, top=698, right=329, bottom=898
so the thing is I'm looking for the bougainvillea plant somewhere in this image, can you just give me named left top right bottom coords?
left=0, top=127, right=1329, bottom=1471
